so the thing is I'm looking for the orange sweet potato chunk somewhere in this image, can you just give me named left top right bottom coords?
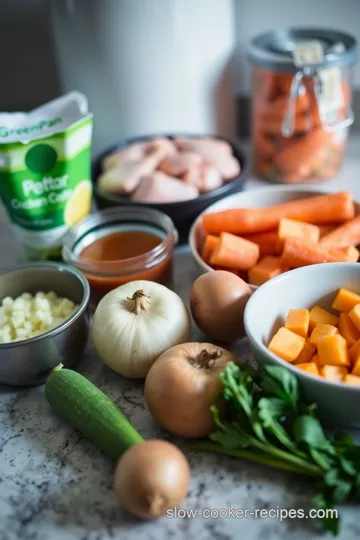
left=338, top=312, right=360, bottom=348
left=285, top=309, right=309, bottom=338
left=268, top=327, right=305, bottom=363
left=278, top=218, right=320, bottom=244
left=349, top=339, right=360, bottom=362
left=348, top=304, right=360, bottom=332
left=210, top=232, right=260, bottom=271
left=311, top=353, right=321, bottom=369
left=344, top=374, right=360, bottom=386
left=352, top=355, right=360, bottom=376
left=294, top=340, right=315, bottom=364
left=320, top=365, right=348, bottom=383
left=248, top=256, right=283, bottom=286
left=201, top=235, right=219, bottom=263
left=309, top=305, right=338, bottom=332
left=296, top=362, right=320, bottom=377
left=317, top=334, right=350, bottom=367
left=309, top=323, right=338, bottom=347
left=332, top=288, right=360, bottom=313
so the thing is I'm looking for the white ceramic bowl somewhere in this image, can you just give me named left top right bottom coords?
left=189, top=185, right=356, bottom=290
left=244, top=263, right=360, bottom=427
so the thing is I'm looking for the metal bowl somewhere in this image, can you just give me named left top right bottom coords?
left=0, top=263, right=90, bottom=387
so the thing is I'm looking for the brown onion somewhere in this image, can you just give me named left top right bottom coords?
left=190, top=270, right=252, bottom=343
left=114, top=440, right=190, bottom=518
left=144, top=342, right=237, bottom=437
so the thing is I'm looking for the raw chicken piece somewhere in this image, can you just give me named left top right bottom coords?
left=102, top=141, right=148, bottom=170
left=174, top=136, right=232, bottom=155
left=183, top=164, right=223, bottom=193
left=158, top=152, right=203, bottom=177
left=132, top=171, right=199, bottom=203
left=150, top=137, right=177, bottom=155
left=97, top=149, right=164, bottom=194
left=102, top=137, right=175, bottom=171
left=174, top=137, right=240, bottom=179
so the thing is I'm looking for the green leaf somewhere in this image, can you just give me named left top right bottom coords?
left=258, top=397, right=300, bottom=453
left=331, top=480, right=352, bottom=504
left=293, top=415, right=335, bottom=454
left=324, top=468, right=340, bottom=487
left=312, top=492, right=340, bottom=535
left=210, top=428, right=251, bottom=450
left=334, top=432, right=355, bottom=447
left=339, top=456, right=357, bottom=477
left=310, top=448, right=334, bottom=471
left=322, top=514, right=340, bottom=536
left=262, top=365, right=298, bottom=403
left=312, top=492, right=327, bottom=509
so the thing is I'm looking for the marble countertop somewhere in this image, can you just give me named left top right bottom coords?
left=1, top=139, right=360, bottom=540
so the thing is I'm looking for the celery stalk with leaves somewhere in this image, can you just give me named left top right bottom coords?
left=190, top=362, right=360, bottom=535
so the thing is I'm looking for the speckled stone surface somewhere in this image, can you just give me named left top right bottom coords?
left=1, top=172, right=360, bottom=539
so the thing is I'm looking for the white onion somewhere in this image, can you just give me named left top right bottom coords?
left=91, top=281, right=191, bottom=378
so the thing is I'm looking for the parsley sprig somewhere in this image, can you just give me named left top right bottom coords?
left=191, top=362, right=360, bottom=535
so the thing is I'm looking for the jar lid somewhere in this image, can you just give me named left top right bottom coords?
left=248, top=27, right=357, bottom=72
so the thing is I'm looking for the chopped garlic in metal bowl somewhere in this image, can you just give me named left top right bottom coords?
left=0, top=291, right=79, bottom=343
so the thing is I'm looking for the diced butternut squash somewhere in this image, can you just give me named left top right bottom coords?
left=294, top=340, right=315, bottom=364
left=351, top=355, right=360, bottom=376
left=349, top=339, right=360, bottom=362
left=296, top=362, right=320, bottom=377
left=317, top=334, right=350, bottom=367
left=311, top=353, right=321, bottom=369
left=309, top=305, right=338, bottom=332
left=348, top=304, right=360, bottom=332
left=320, top=365, right=348, bottom=383
left=332, top=288, right=360, bottom=312
left=309, top=323, right=338, bottom=347
left=285, top=309, right=310, bottom=338
left=278, top=218, right=320, bottom=244
left=344, top=374, right=360, bottom=386
left=268, top=327, right=305, bottom=363
left=248, top=256, right=283, bottom=286
left=338, top=312, right=360, bottom=348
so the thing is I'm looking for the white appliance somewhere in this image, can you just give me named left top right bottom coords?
left=50, top=0, right=236, bottom=155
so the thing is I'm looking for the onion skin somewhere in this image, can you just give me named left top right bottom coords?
left=144, top=342, right=237, bottom=438
left=114, top=440, right=190, bottom=518
left=190, top=271, right=252, bottom=343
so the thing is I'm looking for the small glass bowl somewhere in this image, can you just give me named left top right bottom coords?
left=62, top=206, right=178, bottom=306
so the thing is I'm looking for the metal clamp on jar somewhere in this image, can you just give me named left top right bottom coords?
left=248, top=28, right=357, bottom=184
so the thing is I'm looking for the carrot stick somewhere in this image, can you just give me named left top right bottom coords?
left=210, top=232, right=259, bottom=270
left=281, top=237, right=350, bottom=269
left=202, top=191, right=354, bottom=235
left=320, top=214, right=360, bottom=249
left=263, top=94, right=310, bottom=118
left=201, top=234, right=219, bottom=263
left=274, top=128, right=333, bottom=172
left=328, top=246, right=359, bottom=263
left=318, top=224, right=336, bottom=238
left=242, top=231, right=281, bottom=256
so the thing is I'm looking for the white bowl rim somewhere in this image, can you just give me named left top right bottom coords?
left=188, top=184, right=339, bottom=286
left=244, top=262, right=360, bottom=392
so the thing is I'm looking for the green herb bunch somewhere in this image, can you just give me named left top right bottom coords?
left=191, top=362, right=360, bottom=535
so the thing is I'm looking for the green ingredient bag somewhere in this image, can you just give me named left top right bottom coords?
left=0, top=92, right=93, bottom=260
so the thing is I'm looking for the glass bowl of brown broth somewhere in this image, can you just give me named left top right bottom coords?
left=62, top=207, right=178, bottom=306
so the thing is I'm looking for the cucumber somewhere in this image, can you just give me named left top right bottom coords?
left=45, top=364, right=143, bottom=460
